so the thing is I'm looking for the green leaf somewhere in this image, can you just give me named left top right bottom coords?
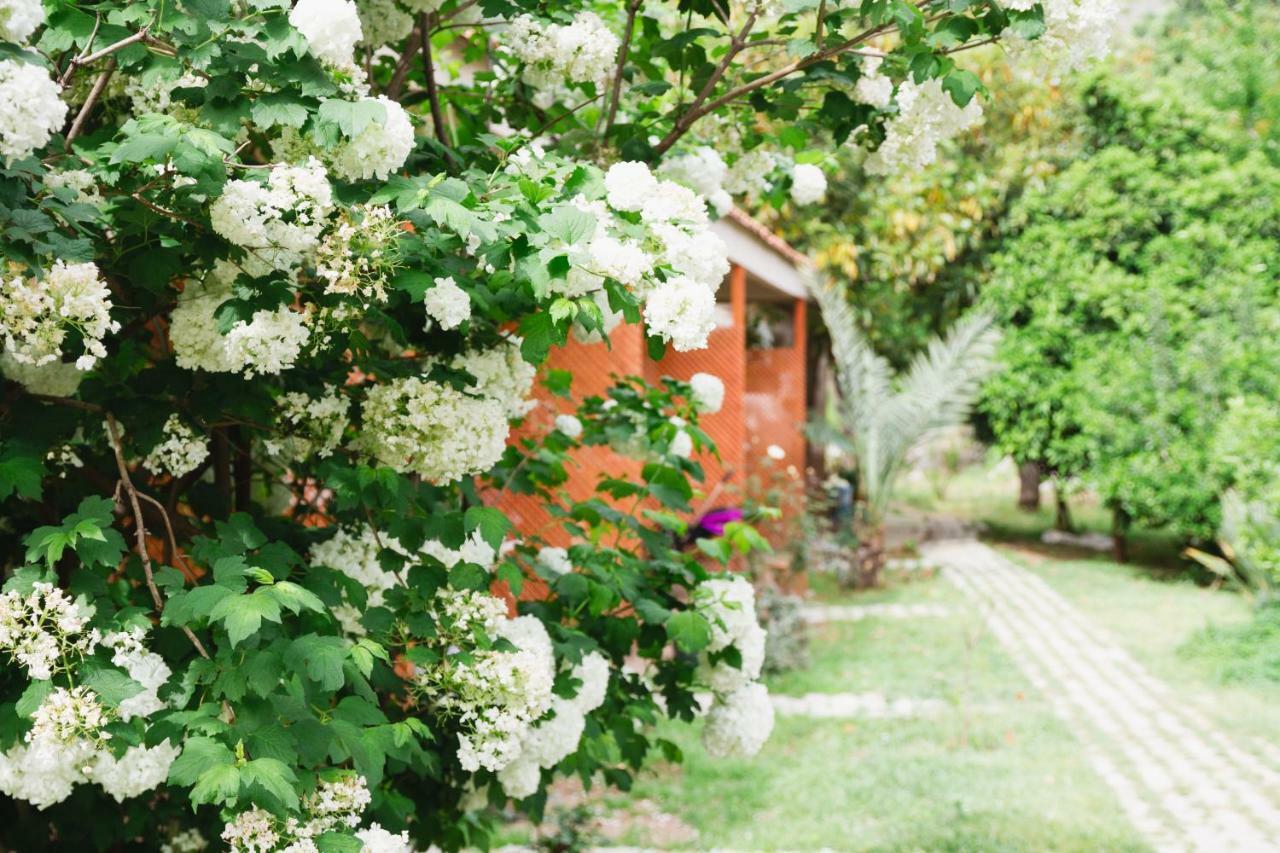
left=464, top=506, right=511, bottom=550
left=16, top=680, right=52, bottom=717
left=251, top=93, right=310, bottom=129
left=269, top=580, right=326, bottom=615
left=83, top=667, right=145, bottom=707
left=285, top=634, right=348, bottom=691
left=942, top=69, right=983, bottom=107
left=209, top=590, right=282, bottom=646
left=448, top=562, right=488, bottom=592
left=241, top=757, right=299, bottom=810
left=168, top=736, right=235, bottom=787
left=665, top=611, right=712, bottom=653
left=191, top=763, right=241, bottom=806
left=318, top=97, right=387, bottom=137
left=539, top=204, right=596, bottom=245
left=0, top=442, right=45, bottom=501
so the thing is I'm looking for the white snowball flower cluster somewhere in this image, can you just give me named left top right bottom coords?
left=355, top=823, right=415, bottom=853
left=692, top=575, right=772, bottom=754
left=225, top=775, right=386, bottom=851
left=0, top=260, right=118, bottom=370
left=0, top=582, right=97, bottom=680
left=224, top=306, right=313, bottom=377
left=290, top=0, right=363, bottom=69
left=314, top=204, right=401, bottom=302
left=790, top=163, right=828, bottom=206
left=702, top=682, right=774, bottom=759
left=313, top=525, right=500, bottom=633
left=423, top=276, right=471, bottom=330
left=1002, top=0, right=1116, bottom=73
left=310, top=525, right=404, bottom=636
left=356, top=375, right=508, bottom=483
left=865, top=77, right=984, bottom=176
left=449, top=340, right=538, bottom=418
left=102, top=627, right=173, bottom=721
left=0, top=351, right=83, bottom=397
left=0, top=682, right=179, bottom=808
left=660, top=147, right=734, bottom=215
left=598, top=161, right=731, bottom=351
left=503, top=12, right=620, bottom=104
left=723, top=148, right=778, bottom=198
left=418, top=606, right=557, bottom=774
left=331, top=96, right=415, bottom=182
left=124, top=71, right=208, bottom=117
left=496, top=650, right=611, bottom=799
left=853, top=55, right=894, bottom=108
left=642, top=275, right=718, bottom=353
left=89, top=739, right=183, bottom=803
left=170, top=263, right=313, bottom=377
left=0, top=59, right=67, bottom=164
left=210, top=158, right=334, bottom=277
left=142, top=415, right=210, bottom=479
left=356, top=0, right=414, bottom=48
left=689, top=372, right=724, bottom=414
left=553, top=413, right=582, bottom=438
left=160, top=827, right=208, bottom=853
left=0, top=0, right=43, bottom=44
left=535, top=545, right=572, bottom=577
left=264, top=387, right=350, bottom=463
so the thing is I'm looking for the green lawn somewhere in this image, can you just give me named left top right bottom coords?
left=500, top=463, right=1280, bottom=850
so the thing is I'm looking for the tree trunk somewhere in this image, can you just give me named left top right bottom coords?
left=1017, top=461, right=1042, bottom=511
left=1054, top=484, right=1074, bottom=532
left=1112, top=506, right=1130, bottom=564
left=849, top=526, right=886, bottom=589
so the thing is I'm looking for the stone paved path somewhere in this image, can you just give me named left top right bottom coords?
left=801, top=602, right=952, bottom=624
left=926, top=540, right=1280, bottom=853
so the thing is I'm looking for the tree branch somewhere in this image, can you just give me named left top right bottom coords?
left=602, top=0, right=644, bottom=138
left=65, top=58, right=117, bottom=149
left=104, top=414, right=211, bottom=661
left=418, top=13, right=456, bottom=168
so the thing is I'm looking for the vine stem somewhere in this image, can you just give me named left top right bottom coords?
left=104, top=413, right=211, bottom=661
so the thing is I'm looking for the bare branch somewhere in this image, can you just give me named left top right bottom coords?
left=65, top=59, right=117, bottom=149
left=602, top=0, right=644, bottom=138
left=104, top=414, right=211, bottom=661
left=419, top=13, right=457, bottom=168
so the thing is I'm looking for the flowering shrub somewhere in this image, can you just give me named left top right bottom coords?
left=0, top=0, right=1087, bottom=848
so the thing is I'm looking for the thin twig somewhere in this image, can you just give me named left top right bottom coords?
left=385, top=26, right=424, bottom=100
left=104, top=414, right=211, bottom=661
left=602, top=0, right=643, bottom=138
left=65, top=58, right=117, bottom=149
left=130, top=193, right=203, bottom=228
left=59, top=28, right=148, bottom=85
left=418, top=13, right=456, bottom=168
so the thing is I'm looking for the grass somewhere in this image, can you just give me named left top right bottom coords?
left=501, top=461, right=1280, bottom=850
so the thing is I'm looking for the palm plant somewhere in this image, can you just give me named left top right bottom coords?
left=808, top=271, right=1001, bottom=585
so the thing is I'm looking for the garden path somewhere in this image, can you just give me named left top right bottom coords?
left=926, top=539, right=1280, bottom=853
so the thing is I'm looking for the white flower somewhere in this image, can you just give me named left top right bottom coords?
left=702, top=682, right=774, bottom=758
left=660, top=147, right=733, bottom=215
left=1003, top=0, right=1115, bottom=72
left=535, top=545, right=572, bottom=577
left=698, top=621, right=765, bottom=694
left=0, top=260, right=118, bottom=369
left=223, top=306, right=312, bottom=377
left=160, top=828, right=209, bottom=853
left=689, top=372, right=724, bottom=414
left=356, top=0, right=414, bottom=48
left=209, top=158, right=333, bottom=276
left=0, top=351, right=83, bottom=396
left=356, top=376, right=509, bottom=483
left=0, top=581, right=97, bottom=680
left=724, top=148, right=778, bottom=197
left=503, top=12, right=619, bottom=101
left=102, top=627, right=172, bottom=720
left=221, top=807, right=279, bottom=853
left=265, top=387, right=350, bottom=463
left=332, top=96, right=415, bottom=182
left=583, top=234, right=652, bottom=287
left=169, top=263, right=242, bottom=374
left=143, top=414, right=210, bottom=479
left=568, top=651, right=610, bottom=713
left=89, top=739, right=181, bottom=802
left=604, top=161, right=658, bottom=212
left=314, top=204, right=400, bottom=302
left=553, top=413, right=582, bottom=438
left=355, top=823, right=414, bottom=853
left=766, top=444, right=786, bottom=460
left=641, top=180, right=710, bottom=227
left=423, top=276, right=471, bottom=330
left=290, top=0, right=363, bottom=68
left=865, top=78, right=983, bottom=176
left=669, top=429, right=693, bottom=459
left=0, top=0, right=43, bottom=43
left=790, top=163, right=827, bottom=205
left=643, top=275, right=717, bottom=352
left=303, top=774, right=372, bottom=833
left=693, top=575, right=759, bottom=653
left=449, top=340, right=537, bottom=418
left=652, top=223, right=729, bottom=290
left=853, top=55, right=894, bottom=108
left=0, top=59, right=66, bottom=164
